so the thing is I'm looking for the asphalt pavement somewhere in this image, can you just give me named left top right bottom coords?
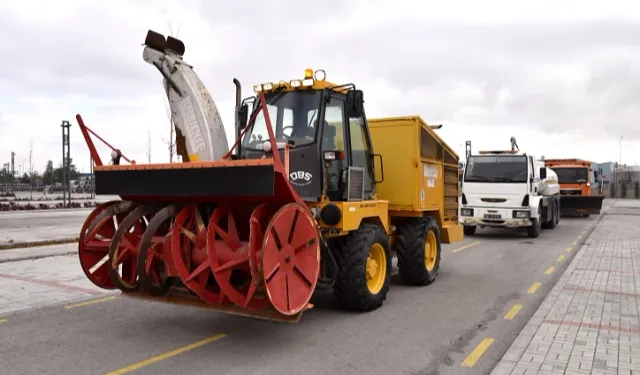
left=0, top=204, right=604, bottom=375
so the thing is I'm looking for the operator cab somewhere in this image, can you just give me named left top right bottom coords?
left=235, top=69, right=378, bottom=203
left=548, top=165, right=590, bottom=185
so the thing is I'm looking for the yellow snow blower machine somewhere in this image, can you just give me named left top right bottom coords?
left=75, top=30, right=464, bottom=323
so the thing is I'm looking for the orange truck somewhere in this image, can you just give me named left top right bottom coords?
left=543, top=158, right=604, bottom=216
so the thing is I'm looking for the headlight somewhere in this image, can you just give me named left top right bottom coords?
left=513, top=211, right=529, bottom=218
left=461, top=208, right=473, bottom=216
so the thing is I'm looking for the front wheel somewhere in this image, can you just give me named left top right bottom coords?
left=527, top=211, right=541, bottom=238
left=333, top=222, right=392, bottom=312
left=463, top=225, right=476, bottom=235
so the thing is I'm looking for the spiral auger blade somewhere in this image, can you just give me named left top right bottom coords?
left=107, top=204, right=160, bottom=292
left=170, top=204, right=226, bottom=304
left=78, top=200, right=138, bottom=290
left=206, top=203, right=270, bottom=310
left=137, top=204, right=180, bottom=296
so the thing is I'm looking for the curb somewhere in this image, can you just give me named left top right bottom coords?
left=0, top=237, right=79, bottom=251
left=0, top=204, right=100, bottom=212
left=0, top=251, right=77, bottom=264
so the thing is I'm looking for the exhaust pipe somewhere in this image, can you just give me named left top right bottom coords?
left=233, top=78, right=242, bottom=157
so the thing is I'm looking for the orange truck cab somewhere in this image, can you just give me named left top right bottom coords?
left=543, top=158, right=604, bottom=216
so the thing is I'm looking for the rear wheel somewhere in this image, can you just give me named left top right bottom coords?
left=547, top=202, right=558, bottom=229
left=333, top=222, right=391, bottom=312
left=396, top=217, right=442, bottom=286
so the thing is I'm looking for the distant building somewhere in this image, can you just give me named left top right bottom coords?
left=72, top=172, right=94, bottom=192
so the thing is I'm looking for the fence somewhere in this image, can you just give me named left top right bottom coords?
left=599, top=168, right=640, bottom=199
left=0, top=183, right=95, bottom=198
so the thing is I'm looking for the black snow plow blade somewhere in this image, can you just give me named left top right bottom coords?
left=559, top=195, right=605, bottom=216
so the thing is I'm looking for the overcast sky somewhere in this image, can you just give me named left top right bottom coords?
left=1, top=0, right=639, bottom=176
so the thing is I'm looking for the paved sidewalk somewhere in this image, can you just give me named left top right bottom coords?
left=491, top=200, right=640, bottom=375
left=0, top=252, right=117, bottom=317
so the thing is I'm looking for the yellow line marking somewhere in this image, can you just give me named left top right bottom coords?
left=545, top=266, right=555, bottom=275
left=566, top=247, right=572, bottom=252
left=504, top=304, right=523, bottom=320
left=64, top=295, right=116, bottom=309
left=527, top=282, right=542, bottom=294
left=557, top=255, right=565, bottom=262
left=451, top=241, right=481, bottom=253
left=572, top=241, right=577, bottom=245
left=461, top=337, right=494, bottom=367
left=0, top=319, right=6, bottom=324
left=104, top=334, right=226, bottom=375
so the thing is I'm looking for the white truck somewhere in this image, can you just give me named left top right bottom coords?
left=459, top=138, right=561, bottom=238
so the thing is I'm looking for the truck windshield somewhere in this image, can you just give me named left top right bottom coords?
left=550, top=167, right=588, bottom=184
left=464, top=155, right=528, bottom=183
left=242, top=90, right=322, bottom=150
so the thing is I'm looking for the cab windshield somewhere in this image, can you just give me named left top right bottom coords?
left=550, top=167, right=588, bottom=184
left=464, top=155, right=528, bottom=183
left=242, top=90, right=322, bottom=150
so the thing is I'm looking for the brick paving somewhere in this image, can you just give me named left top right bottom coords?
left=491, top=200, right=640, bottom=375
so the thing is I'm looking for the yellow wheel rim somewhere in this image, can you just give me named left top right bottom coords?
left=425, top=231, right=438, bottom=271
left=366, top=243, right=387, bottom=294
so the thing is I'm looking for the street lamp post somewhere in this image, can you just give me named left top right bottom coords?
left=619, top=136, right=623, bottom=167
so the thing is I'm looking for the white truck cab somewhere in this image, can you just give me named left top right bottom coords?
left=459, top=139, right=561, bottom=238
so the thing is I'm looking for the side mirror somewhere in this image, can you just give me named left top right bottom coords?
left=346, top=89, right=364, bottom=118
left=238, top=104, right=249, bottom=131
left=539, top=167, right=547, bottom=180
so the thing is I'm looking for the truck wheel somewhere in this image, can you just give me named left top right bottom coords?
left=396, top=217, right=442, bottom=286
left=463, top=225, right=476, bottom=235
left=547, top=202, right=558, bottom=229
left=527, top=212, right=541, bottom=238
left=333, top=222, right=391, bottom=312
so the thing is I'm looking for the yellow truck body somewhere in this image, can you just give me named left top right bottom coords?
left=368, top=116, right=463, bottom=244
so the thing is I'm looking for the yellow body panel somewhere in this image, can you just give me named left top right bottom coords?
left=259, top=74, right=464, bottom=245
left=367, top=116, right=463, bottom=244
left=308, top=200, right=390, bottom=235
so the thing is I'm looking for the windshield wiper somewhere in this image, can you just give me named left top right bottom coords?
left=489, top=176, right=515, bottom=182
left=465, top=176, right=489, bottom=182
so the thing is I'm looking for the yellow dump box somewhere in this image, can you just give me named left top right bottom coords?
left=368, top=115, right=463, bottom=244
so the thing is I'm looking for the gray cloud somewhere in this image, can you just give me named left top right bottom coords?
left=1, top=1, right=640, bottom=171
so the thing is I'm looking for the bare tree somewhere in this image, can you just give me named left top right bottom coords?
left=28, top=139, right=34, bottom=200
left=160, top=101, right=177, bottom=163
left=145, top=130, right=153, bottom=163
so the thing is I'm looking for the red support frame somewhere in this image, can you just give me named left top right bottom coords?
left=222, top=92, right=303, bottom=206
left=76, top=114, right=133, bottom=167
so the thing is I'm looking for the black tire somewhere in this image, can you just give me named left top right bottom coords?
left=396, top=217, right=442, bottom=286
left=333, top=222, right=391, bottom=312
left=463, top=225, right=476, bottom=235
left=547, top=202, right=558, bottom=229
left=527, top=211, right=541, bottom=238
